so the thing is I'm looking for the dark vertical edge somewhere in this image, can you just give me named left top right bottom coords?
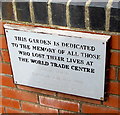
left=0, top=1, right=2, bottom=20
left=104, top=38, right=111, bottom=101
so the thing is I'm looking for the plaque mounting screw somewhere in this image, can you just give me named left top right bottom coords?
left=100, top=97, right=104, bottom=101
left=102, top=42, right=105, bottom=44
left=15, top=81, right=17, bottom=84
left=6, top=30, right=8, bottom=32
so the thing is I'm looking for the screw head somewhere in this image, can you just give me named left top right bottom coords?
left=100, top=97, right=104, bottom=101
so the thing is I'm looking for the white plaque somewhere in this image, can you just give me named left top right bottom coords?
left=4, top=24, right=110, bottom=100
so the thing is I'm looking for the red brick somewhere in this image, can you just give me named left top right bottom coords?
left=0, top=51, right=2, bottom=61
left=118, top=68, right=120, bottom=81
left=39, top=96, right=79, bottom=112
left=2, top=97, right=20, bottom=109
left=1, top=75, right=16, bottom=87
left=82, top=104, right=119, bottom=113
left=110, top=52, right=120, bottom=66
left=103, top=95, right=120, bottom=108
left=111, top=35, right=120, bottom=50
left=1, top=51, right=10, bottom=62
left=0, top=97, right=2, bottom=105
left=2, top=87, right=38, bottom=103
left=5, top=108, right=24, bottom=113
left=21, top=101, right=58, bottom=113
left=17, top=85, right=56, bottom=96
left=107, top=67, right=116, bottom=80
left=0, top=86, right=2, bottom=96
left=0, top=21, right=5, bottom=35
left=108, top=82, right=120, bottom=95
left=0, top=106, right=5, bottom=113
left=0, top=63, right=12, bottom=75
left=57, top=93, right=101, bottom=104
left=0, top=36, right=8, bottom=49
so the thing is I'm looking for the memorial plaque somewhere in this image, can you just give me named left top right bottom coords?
left=4, top=24, right=110, bottom=100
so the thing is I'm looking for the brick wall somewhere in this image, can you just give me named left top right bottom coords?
left=0, top=0, right=120, bottom=114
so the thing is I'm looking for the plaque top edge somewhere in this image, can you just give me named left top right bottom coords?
left=4, top=24, right=110, bottom=42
